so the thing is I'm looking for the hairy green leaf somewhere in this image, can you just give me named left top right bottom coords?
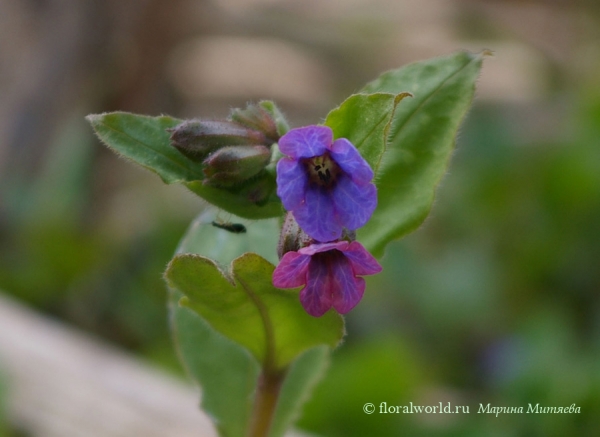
left=169, top=212, right=339, bottom=436
left=358, top=51, right=486, bottom=257
left=170, top=289, right=258, bottom=437
left=166, top=252, right=344, bottom=372
left=268, top=346, right=330, bottom=437
left=86, top=112, right=199, bottom=183
left=185, top=178, right=282, bottom=220
left=87, top=112, right=282, bottom=219
left=324, top=92, right=411, bottom=173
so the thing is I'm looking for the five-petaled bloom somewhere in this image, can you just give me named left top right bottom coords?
left=276, top=125, right=377, bottom=242
left=273, top=240, right=382, bottom=317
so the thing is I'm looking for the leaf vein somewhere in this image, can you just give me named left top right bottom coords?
left=390, top=56, right=478, bottom=140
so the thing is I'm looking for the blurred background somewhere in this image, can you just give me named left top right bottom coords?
left=1, top=0, right=599, bottom=436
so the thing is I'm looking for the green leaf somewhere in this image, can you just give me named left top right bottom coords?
left=268, top=346, right=330, bottom=437
left=185, top=177, right=282, bottom=220
left=169, top=213, right=278, bottom=437
left=358, top=50, right=486, bottom=257
left=176, top=210, right=280, bottom=264
left=169, top=212, right=340, bottom=436
left=166, top=252, right=344, bottom=372
left=87, top=112, right=283, bottom=219
left=86, top=112, right=200, bottom=183
left=170, top=289, right=258, bottom=437
left=324, top=92, right=411, bottom=173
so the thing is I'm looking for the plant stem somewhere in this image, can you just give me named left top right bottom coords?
left=247, top=370, right=284, bottom=437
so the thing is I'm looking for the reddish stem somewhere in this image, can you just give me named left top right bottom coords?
left=247, top=371, right=284, bottom=437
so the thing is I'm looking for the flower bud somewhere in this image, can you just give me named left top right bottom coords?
left=230, top=103, right=279, bottom=143
left=168, top=120, right=267, bottom=162
left=277, top=212, right=312, bottom=259
left=203, top=145, right=271, bottom=187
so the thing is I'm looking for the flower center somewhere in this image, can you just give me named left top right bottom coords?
left=303, top=153, right=341, bottom=187
left=312, top=249, right=344, bottom=265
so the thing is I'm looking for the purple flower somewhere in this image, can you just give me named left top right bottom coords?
left=276, top=125, right=377, bottom=242
left=272, top=240, right=382, bottom=317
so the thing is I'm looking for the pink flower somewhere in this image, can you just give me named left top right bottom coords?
left=273, top=240, right=382, bottom=317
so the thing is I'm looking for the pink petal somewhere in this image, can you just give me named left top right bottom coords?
left=300, top=258, right=333, bottom=317
left=272, top=251, right=310, bottom=288
left=333, top=276, right=365, bottom=314
left=330, top=255, right=366, bottom=314
left=342, top=241, right=382, bottom=276
left=298, top=240, right=348, bottom=256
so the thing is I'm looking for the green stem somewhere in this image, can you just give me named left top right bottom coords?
left=247, top=371, right=284, bottom=437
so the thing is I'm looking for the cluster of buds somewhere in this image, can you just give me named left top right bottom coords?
left=167, top=102, right=282, bottom=192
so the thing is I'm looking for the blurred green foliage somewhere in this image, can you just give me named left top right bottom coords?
left=0, top=115, right=193, bottom=373
left=0, top=372, right=8, bottom=437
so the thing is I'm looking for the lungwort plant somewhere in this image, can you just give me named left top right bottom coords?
left=88, top=50, right=485, bottom=437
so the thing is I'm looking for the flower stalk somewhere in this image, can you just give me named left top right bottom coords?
left=247, top=371, right=284, bottom=437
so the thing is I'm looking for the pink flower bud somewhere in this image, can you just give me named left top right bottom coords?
left=168, top=120, right=267, bottom=162
left=202, top=145, right=271, bottom=187
left=230, top=102, right=279, bottom=143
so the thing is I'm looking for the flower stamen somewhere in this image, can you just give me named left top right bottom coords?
left=304, top=153, right=340, bottom=187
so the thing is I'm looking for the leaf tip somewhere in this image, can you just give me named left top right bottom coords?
left=394, top=92, right=413, bottom=104
left=85, top=113, right=102, bottom=127
left=481, top=48, right=494, bottom=58
left=178, top=296, right=191, bottom=308
left=163, top=257, right=178, bottom=287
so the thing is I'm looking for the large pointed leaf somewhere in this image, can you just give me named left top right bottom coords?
left=166, top=252, right=344, bottom=372
left=87, top=112, right=282, bottom=219
left=324, top=92, right=411, bottom=173
left=357, top=51, right=485, bottom=257
left=169, top=212, right=341, bottom=437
